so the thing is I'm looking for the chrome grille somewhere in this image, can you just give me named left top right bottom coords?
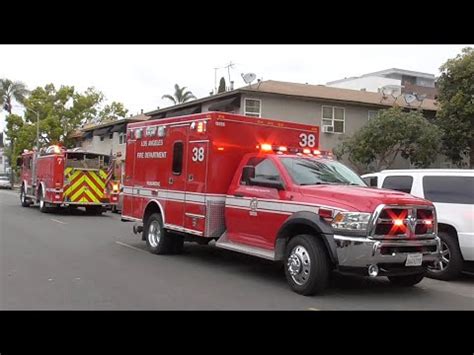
left=370, top=205, right=436, bottom=240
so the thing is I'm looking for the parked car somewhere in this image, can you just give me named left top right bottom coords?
left=362, top=169, right=474, bottom=280
left=0, top=174, right=12, bottom=189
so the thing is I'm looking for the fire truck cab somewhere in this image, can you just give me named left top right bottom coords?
left=122, top=112, right=441, bottom=295
left=19, top=145, right=119, bottom=214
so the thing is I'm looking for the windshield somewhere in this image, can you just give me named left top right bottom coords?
left=280, top=157, right=366, bottom=186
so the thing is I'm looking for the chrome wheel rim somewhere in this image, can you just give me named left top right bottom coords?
left=148, top=221, right=161, bottom=248
left=39, top=196, right=44, bottom=209
left=20, top=190, right=25, bottom=203
left=428, top=241, right=450, bottom=273
left=287, top=245, right=311, bottom=286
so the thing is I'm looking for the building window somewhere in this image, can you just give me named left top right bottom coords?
left=100, top=136, right=105, bottom=141
left=321, top=106, right=345, bottom=133
left=244, top=98, right=261, bottom=117
left=119, top=133, right=126, bottom=145
left=368, top=110, right=378, bottom=120
left=109, top=132, right=114, bottom=140
left=0, top=156, right=2, bottom=164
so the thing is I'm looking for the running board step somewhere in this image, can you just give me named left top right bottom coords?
left=215, top=233, right=275, bottom=261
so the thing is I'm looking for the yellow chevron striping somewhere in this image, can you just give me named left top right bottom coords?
left=99, top=169, right=107, bottom=180
left=84, top=188, right=99, bottom=203
left=71, top=185, right=85, bottom=202
left=87, top=171, right=106, bottom=190
left=65, top=176, right=85, bottom=197
left=83, top=175, right=104, bottom=198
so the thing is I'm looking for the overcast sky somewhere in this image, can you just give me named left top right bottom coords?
left=0, top=44, right=470, bottom=132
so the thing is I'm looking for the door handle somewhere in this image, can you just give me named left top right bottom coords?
left=234, top=193, right=244, bottom=198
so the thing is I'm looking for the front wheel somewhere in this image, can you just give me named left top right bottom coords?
left=284, top=234, right=330, bottom=296
left=39, top=189, right=50, bottom=213
left=388, top=273, right=425, bottom=287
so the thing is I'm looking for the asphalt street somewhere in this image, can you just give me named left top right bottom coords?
left=1, top=189, right=472, bottom=310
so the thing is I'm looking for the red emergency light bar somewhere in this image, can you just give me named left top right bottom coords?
left=257, top=143, right=331, bottom=158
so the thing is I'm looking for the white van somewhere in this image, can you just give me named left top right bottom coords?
left=361, top=169, right=474, bottom=280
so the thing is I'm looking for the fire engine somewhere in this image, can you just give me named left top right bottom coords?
left=19, top=145, right=119, bottom=214
left=122, top=112, right=441, bottom=295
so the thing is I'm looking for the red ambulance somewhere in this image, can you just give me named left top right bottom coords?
left=122, top=112, right=441, bottom=295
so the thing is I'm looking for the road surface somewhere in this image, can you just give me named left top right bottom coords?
left=1, top=189, right=472, bottom=310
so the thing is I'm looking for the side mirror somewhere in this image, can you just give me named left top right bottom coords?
left=249, top=177, right=284, bottom=190
left=241, top=165, right=255, bottom=185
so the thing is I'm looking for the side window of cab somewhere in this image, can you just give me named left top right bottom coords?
left=240, top=157, right=282, bottom=185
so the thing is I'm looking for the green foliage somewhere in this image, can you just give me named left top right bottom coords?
left=334, top=107, right=442, bottom=173
left=162, top=84, right=196, bottom=105
left=0, top=78, right=29, bottom=113
left=98, top=101, right=128, bottom=122
left=435, top=47, right=474, bottom=168
left=3, top=82, right=128, bottom=166
left=218, top=77, right=226, bottom=93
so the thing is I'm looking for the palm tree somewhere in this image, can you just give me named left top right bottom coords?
left=0, top=79, right=29, bottom=114
left=162, top=84, right=196, bottom=105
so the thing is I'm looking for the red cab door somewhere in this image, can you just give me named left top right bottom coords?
left=226, top=156, right=290, bottom=250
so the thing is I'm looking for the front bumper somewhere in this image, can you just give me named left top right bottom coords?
left=334, top=234, right=441, bottom=276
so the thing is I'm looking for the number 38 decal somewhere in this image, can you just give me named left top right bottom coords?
left=192, top=147, right=205, bottom=162
left=299, top=133, right=316, bottom=147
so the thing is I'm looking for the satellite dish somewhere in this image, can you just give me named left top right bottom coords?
left=241, top=73, right=256, bottom=85
left=404, top=93, right=417, bottom=104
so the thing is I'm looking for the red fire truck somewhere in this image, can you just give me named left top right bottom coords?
left=19, top=145, right=119, bottom=214
left=122, top=112, right=441, bottom=295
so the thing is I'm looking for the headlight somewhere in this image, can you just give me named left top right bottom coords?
left=331, top=212, right=371, bottom=234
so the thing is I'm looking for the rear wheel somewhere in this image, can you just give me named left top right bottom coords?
left=284, top=234, right=330, bottom=296
left=20, top=186, right=30, bottom=207
left=427, top=231, right=463, bottom=280
left=86, top=206, right=103, bottom=215
left=388, top=273, right=425, bottom=287
left=39, top=188, right=50, bottom=213
left=144, top=213, right=175, bottom=254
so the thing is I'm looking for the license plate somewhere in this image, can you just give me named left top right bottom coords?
left=405, top=253, right=423, bottom=266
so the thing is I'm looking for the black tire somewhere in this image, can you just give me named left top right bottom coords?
left=38, top=188, right=50, bottom=213
left=144, top=213, right=174, bottom=254
left=388, top=273, right=425, bottom=287
left=284, top=234, right=330, bottom=296
left=20, top=186, right=30, bottom=207
left=427, top=231, right=463, bottom=281
left=86, top=206, right=103, bottom=215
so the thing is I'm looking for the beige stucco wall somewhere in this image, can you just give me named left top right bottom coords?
left=239, top=93, right=380, bottom=154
